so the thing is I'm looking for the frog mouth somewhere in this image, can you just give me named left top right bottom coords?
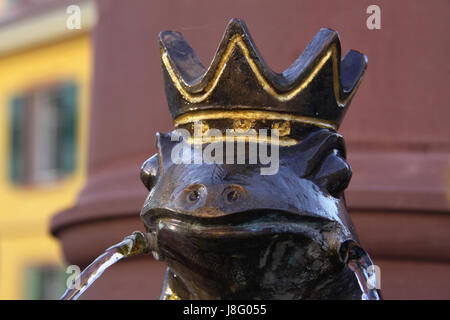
left=142, top=208, right=344, bottom=245
left=142, top=208, right=349, bottom=298
left=140, top=209, right=374, bottom=300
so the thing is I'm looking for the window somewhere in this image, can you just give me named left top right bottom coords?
left=9, top=81, right=78, bottom=185
left=24, top=265, right=68, bottom=300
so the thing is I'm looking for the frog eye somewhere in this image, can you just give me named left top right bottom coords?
left=312, top=149, right=352, bottom=197
left=140, top=154, right=159, bottom=191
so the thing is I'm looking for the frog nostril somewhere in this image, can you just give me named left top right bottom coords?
left=226, top=190, right=239, bottom=203
left=222, top=185, right=246, bottom=205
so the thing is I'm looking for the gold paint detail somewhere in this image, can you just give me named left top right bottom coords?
left=165, top=286, right=181, bottom=300
left=271, top=121, right=291, bottom=136
left=194, top=121, right=210, bottom=135
left=162, top=34, right=362, bottom=107
left=233, top=119, right=255, bottom=131
left=187, top=135, right=298, bottom=146
left=174, top=109, right=338, bottom=131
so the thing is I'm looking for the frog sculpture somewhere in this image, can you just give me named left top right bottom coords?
left=139, top=19, right=381, bottom=300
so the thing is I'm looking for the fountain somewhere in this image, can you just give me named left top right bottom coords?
left=60, top=18, right=381, bottom=300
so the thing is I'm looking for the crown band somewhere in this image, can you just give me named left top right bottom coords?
left=187, top=135, right=299, bottom=146
left=173, top=109, right=338, bottom=131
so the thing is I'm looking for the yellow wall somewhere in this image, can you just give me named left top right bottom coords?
left=0, top=34, right=91, bottom=299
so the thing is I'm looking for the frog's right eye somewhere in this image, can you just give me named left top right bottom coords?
left=140, top=154, right=160, bottom=191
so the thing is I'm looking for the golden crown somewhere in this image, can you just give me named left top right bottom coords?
left=159, top=18, right=367, bottom=141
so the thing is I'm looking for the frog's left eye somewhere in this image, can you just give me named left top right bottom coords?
left=140, top=154, right=159, bottom=191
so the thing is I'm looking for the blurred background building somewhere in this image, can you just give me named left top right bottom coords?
left=0, top=0, right=95, bottom=299
left=0, top=0, right=449, bottom=299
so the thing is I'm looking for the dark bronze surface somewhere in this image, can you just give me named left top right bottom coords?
left=139, top=19, right=380, bottom=300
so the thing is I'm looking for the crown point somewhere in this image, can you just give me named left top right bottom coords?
left=159, top=30, right=205, bottom=85
left=341, top=50, right=368, bottom=94
left=226, top=18, right=247, bottom=31
left=223, top=18, right=251, bottom=41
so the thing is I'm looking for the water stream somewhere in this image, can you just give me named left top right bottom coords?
left=60, top=231, right=152, bottom=300
left=346, top=245, right=382, bottom=300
